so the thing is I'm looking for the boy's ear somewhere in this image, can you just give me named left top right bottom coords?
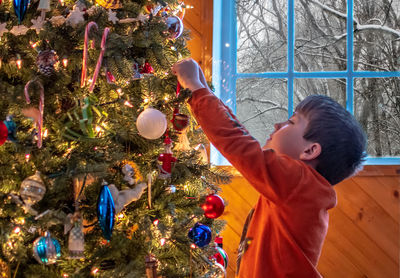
left=299, top=142, right=321, bottom=161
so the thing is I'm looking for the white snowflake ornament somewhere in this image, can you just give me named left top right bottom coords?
left=0, top=23, right=8, bottom=37
left=10, top=25, right=29, bottom=36
left=31, top=17, right=45, bottom=34
left=66, top=7, right=85, bottom=28
left=108, top=9, right=118, bottom=24
left=49, top=15, right=66, bottom=26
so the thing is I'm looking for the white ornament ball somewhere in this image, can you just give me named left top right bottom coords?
left=136, top=108, right=167, bottom=140
left=20, top=171, right=46, bottom=206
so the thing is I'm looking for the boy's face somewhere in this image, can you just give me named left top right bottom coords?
left=262, top=112, right=314, bottom=160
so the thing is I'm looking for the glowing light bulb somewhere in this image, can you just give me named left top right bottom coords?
left=117, top=88, right=122, bottom=95
left=13, top=227, right=21, bottom=234
left=124, top=100, right=133, bottom=108
left=43, top=129, right=48, bottom=138
left=190, top=244, right=196, bottom=249
left=62, top=58, right=68, bottom=68
left=25, top=153, right=30, bottom=162
left=153, top=219, right=159, bottom=225
left=95, top=126, right=102, bottom=133
left=143, top=98, right=149, bottom=103
left=91, top=268, right=99, bottom=275
left=160, top=238, right=166, bottom=246
left=164, top=96, right=169, bottom=101
left=16, top=57, right=22, bottom=69
left=118, top=213, right=124, bottom=219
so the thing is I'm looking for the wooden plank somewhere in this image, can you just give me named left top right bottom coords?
left=357, top=165, right=400, bottom=177
left=353, top=176, right=400, bottom=222
left=318, top=239, right=364, bottom=277
left=334, top=179, right=399, bottom=262
left=319, top=207, right=398, bottom=277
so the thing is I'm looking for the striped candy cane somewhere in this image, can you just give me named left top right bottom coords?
left=24, top=80, right=44, bottom=148
left=81, top=21, right=98, bottom=88
left=88, top=27, right=110, bottom=92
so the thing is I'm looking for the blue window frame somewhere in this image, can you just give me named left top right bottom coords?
left=212, top=0, right=400, bottom=166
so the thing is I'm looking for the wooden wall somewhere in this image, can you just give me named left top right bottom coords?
left=219, top=166, right=400, bottom=278
left=183, top=3, right=400, bottom=278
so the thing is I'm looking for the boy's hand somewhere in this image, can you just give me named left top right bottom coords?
left=172, top=58, right=205, bottom=92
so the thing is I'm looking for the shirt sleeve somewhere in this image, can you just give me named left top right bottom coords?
left=188, top=88, right=306, bottom=204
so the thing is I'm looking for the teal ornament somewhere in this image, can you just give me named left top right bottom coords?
left=32, top=232, right=61, bottom=264
left=188, top=223, right=212, bottom=247
left=13, top=0, right=29, bottom=23
left=3, top=115, right=17, bottom=142
left=97, top=183, right=115, bottom=240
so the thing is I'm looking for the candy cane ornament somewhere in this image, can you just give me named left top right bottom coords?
left=24, top=80, right=44, bottom=148
left=89, top=27, right=110, bottom=92
left=80, top=21, right=98, bottom=88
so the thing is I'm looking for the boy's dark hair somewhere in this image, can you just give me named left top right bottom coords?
left=296, top=95, right=367, bottom=185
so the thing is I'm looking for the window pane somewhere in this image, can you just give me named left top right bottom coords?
left=354, top=78, right=400, bottom=157
left=237, top=0, right=287, bottom=73
left=294, top=0, right=347, bottom=72
left=236, top=78, right=288, bottom=144
left=354, top=0, right=400, bottom=71
left=294, top=79, right=346, bottom=108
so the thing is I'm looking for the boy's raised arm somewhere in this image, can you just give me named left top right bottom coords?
left=173, top=59, right=305, bottom=204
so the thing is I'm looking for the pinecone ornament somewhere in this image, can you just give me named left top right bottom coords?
left=36, top=50, right=58, bottom=76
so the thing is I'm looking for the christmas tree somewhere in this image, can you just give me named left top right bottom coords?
left=0, top=0, right=231, bottom=277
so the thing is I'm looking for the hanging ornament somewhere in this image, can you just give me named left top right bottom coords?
left=36, top=50, right=58, bottom=76
left=208, top=262, right=227, bottom=278
left=194, top=144, right=208, bottom=163
left=158, top=136, right=177, bottom=179
left=3, top=116, right=17, bottom=142
left=13, top=0, right=29, bottom=23
left=166, top=15, right=183, bottom=39
left=97, top=182, right=115, bottom=240
left=212, top=247, right=228, bottom=269
left=106, top=69, right=116, bottom=84
left=132, top=63, right=143, bottom=80
left=201, top=194, right=225, bottom=219
left=107, top=9, right=119, bottom=24
left=136, top=108, right=167, bottom=140
left=95, top=0, right=122, bottom=9
left=108, top=182, right=147, bottom=213
left=37, top=0, right=50, bottom=20
left=139, top=62, right=154, bottom=76
left=145, top=254, right=157, bottom=278
left=20, top=171, right=46, bottom=209
left=66, top=6, right=85, bottom=28
left=32, top=232, right=61, bottom=264
left=0, top=121, right=7, bottom=146
left=172, top=110, right=190, bottom=151
left=121, top=161, right=143, bottom=185
left=0, top=115, right=17, bottom=146
left=188, top=223, right=212, bottom=247
left=24, top=80, right=44, bottom=148
left=68, top=217, right=84, bottom=259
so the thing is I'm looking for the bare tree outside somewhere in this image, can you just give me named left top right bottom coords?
left=236, top=0, right=400, bottom=157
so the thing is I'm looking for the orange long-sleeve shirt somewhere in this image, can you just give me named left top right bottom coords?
left=188, top=88, right=337, bottom=278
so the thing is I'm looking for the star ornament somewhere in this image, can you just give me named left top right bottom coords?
left=0, top=23, right=8, bottom=37
left=66, top=7, right=85, bottom=28
left=107, top=9, right=118, bottom=24
left=10, top=25, right=29, bottom=36
left=31, top=17, right=45, bottom=34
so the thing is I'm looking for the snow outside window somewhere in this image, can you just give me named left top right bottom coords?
left=212, top=0, right=400, bottom=165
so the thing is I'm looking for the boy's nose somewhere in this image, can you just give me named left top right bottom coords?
left=274, top=122, right=282, bottom=130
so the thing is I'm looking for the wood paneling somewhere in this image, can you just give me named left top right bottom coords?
left=219, top=166, right=400, bottom=278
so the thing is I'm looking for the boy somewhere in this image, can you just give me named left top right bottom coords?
left=172, top=58, right=367, bottom=278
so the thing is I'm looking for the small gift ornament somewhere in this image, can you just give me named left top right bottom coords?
left=158, top=135, right=177, bottom=179
left=65, top=212, right=84, bottom=259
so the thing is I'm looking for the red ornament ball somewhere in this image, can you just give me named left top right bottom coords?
left=0, top=121, right=8, bottom=146
left=201, top=194, right=225, bottom=219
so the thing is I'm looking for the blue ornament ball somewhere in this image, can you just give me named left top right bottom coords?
left=188, top=223, right=212, bottom=247
left=32, top=232, right=61, bottom=264
left=97, top=184, right=115, bottom=241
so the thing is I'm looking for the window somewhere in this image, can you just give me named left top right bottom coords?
left=212, top=0, right=400, bottom=165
